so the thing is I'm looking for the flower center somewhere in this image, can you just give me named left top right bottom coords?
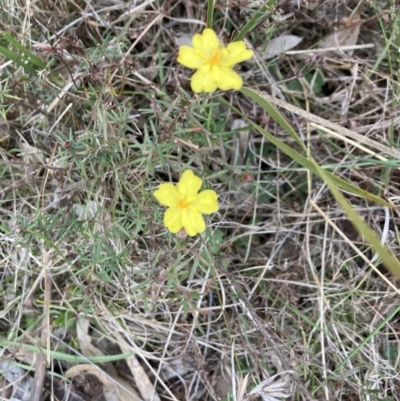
left=208, top=50, right=222, bottom=66
left=178, top=198, right=189, bottom=210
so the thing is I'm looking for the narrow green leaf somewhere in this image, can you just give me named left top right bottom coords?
left=233, top=0, right=278, bottom=42
left=206, top=0, right=214, bottom=29
left=3, top=33, right=45, bottom=68
left=0, top=46, right=37, bottom=75
left=314, top=161, right=400, bottom=277
left=313, top=296, right=400, bottom=394
left=0, top=338, right=136, bottom=363
left=218, top=96, right=392, bottom=207
left=241, top=86, right=306, bottom=150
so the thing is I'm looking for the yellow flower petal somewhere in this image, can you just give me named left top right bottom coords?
left=164, top=206, right=183, bottom=233
left=177, top=170, right=202, bottom=200
left=191, top=190, right=219, bottom=214
left=191, top=66, right=218, bottom=93
left=177, top=28, right=253, bottom=94
left=154, top=169, right=219, bottom=236
left=182, top=206, right=206, bottom=236
left=216, top=67, right=243, bottom=90
left=192, top=28, right=220, bottom=55
left=222, top=42, right=254, bottom=67
left=192, top=64, right=243, bottom=93
left=153, top=183, right=180, bottom=207
left=177, top=46, right=206, bottom=69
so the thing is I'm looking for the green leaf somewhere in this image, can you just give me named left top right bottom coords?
left=3, top=33, right=45, bottom=68
left=218, top=96, right=392, bottom=207
left=240, top=86, right=306, bottom=150
left=313, top=304, right=400, bottom=394
left=0, top=338, right=136, bottom=363
left=206, top=0, right=214, bottom=29
left=0, top=46, right=37, bottom=75
left=313, top=159, right=400, bottom=278
left=233, top=0, right=278, bottom=42
left=306, top=70, right=325, bottom=94
left=228, top=86, right=400, bottom=278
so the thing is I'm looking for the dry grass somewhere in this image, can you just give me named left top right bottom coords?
left=1, top=0, right=400, bottom=400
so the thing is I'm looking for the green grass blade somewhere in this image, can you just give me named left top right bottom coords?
left=233, top=0, right=278, bottom=41
left=0, top=46, right=37, bottom=75
left=218, top=96, right=392, bottom=207
left=0, top=338, right=136, bottom=363
left=240, top=86, right=306, bottom=150
left=312, top=161, right=400, bottom=278
left=3, top=32, right=46, bottom=68
left=206, top=0, right=214, bottom=29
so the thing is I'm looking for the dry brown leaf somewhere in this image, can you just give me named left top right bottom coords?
left=76, top=318, right=106, bottom=359
left=65, top=365, right=122, bottom=401
left=108, top=373, right=141, bottom=401
left=124, top=355, right=161, bottom=401
left=261, top=35, right=303, bottom=59
left=75, top=320, right=140, bottom=400
left=318, top=0, right=363, bottom=55
left=43, top=375, right=85, bottom=401
left=107, top=328, right=161, bottom=401
left=319, top=21, right=360, bottom=55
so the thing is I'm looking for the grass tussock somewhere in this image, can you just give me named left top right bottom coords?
left=1, top=0, right=400, bottom=400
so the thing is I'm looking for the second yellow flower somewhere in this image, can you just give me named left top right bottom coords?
left=177, top=28, right=253, bottom=93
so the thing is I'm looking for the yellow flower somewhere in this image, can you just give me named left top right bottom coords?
left=177, top=28, right=253, bottom=93
left=153, top=170, right=219, bottom=237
